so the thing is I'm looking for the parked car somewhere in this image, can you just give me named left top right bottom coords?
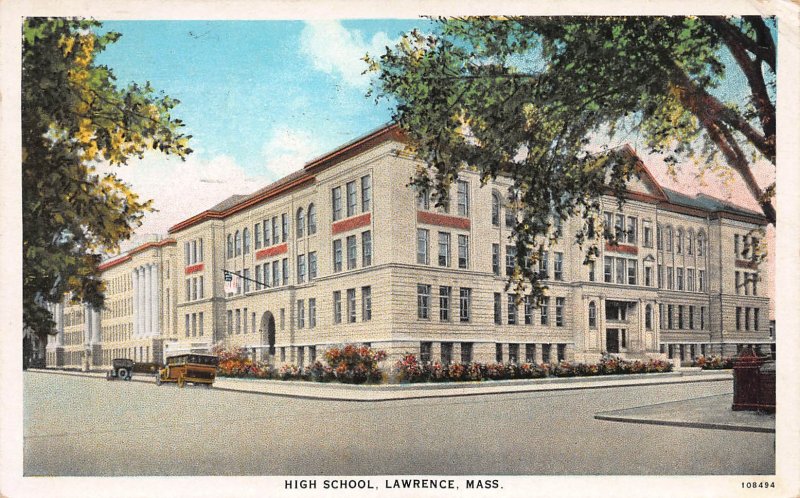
left=106, top=358, right=134, bottom=381
left=155, top=354, right=219, bottom=388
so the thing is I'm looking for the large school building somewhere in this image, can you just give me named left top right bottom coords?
left=45, top=124, right=773, bottom=369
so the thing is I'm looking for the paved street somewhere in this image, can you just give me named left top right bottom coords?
left=24, top=372, right=774, bottom=476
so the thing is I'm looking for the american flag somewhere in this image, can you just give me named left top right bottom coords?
left=223, top=273, right=239, bottom=294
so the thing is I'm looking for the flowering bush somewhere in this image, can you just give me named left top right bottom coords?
left=213, top=346, right=274, bottom=379
left=692, top=355, right=735, bottom=370
left=322, top=344, right=387, bottom=384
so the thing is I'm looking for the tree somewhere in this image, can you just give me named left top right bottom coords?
left=22, top=18, right=192, bottom=347
left=368, top=16, right=775, bottom=296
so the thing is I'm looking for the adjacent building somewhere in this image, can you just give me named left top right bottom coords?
left=44, top=124, right=773, bottom=369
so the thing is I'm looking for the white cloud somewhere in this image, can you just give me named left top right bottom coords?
left=299, top=20, right=395, bottom=90
left=96, top=153, right=265, bottom=251
left=260, top=125, right=326, bottom=179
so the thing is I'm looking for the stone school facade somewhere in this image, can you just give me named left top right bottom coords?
left=45, top=124, right=773, bottom=369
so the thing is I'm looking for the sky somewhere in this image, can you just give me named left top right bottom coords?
left=91, top=19, right=775, bottom=256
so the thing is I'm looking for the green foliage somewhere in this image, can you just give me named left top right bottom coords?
left=22, top=18, right=192, bottom=340
left=368, top=16, right=776, bottom=298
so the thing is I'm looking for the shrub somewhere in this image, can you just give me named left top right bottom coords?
left=322, top=344, right=387, bottom=384
left=692, top=355, right=734, bottom=370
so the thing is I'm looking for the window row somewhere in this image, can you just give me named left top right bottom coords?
left=227, top=214, right=289, bottom=259
left=105, top=322, right=132, bottom=343
left=293, top=204, right=317, bottom=240
left=102, top=298, right=132, bottom=319
left=185, top=276, right=204, bottom=302
left=657, top=265, right=706, bottom=292
left=226, top=308, right=256, bottom=336
left=333, top=231, right=372, bottom=272
left=733, top=234, right=759, bottom=260
left=735, top=271, right=759, bottom=296
left=184, top=238, right=204, bottom=266
left=228, top=259, right=290, bottom=296
left=184, top=312, right=205, bottom=338
left=658, top=304, right=707, bottom=331
left=657, top=225, right=707, bottom=256
left=296, top=298, right=317, bottom=329
left=735, top=307, right=761, bottom=331
left=419, top=341, right=568, bottom=365
left=333, top=175, right=372, bottom=222
left=332, top=287, right=372, bottom=324
left=417, top=179, right=470, bottom=217
left=417, top=230, right=469, bottom=269
left=107, top=274, right=133, bottom=295
left=415, top=285, right=472, bottom=322
left=493, top=294, right=565, bottom=327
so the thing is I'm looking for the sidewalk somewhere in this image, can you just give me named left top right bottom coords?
left=27, top=367, right=732, bottom=402
left=594, top=393, right=775, bottom=433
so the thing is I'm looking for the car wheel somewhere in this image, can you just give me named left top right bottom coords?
left=106, top=371, right=112, bottom=381
left=118, top=368, right=128, bottom=379
left=177, top=375, right=185, bottom=388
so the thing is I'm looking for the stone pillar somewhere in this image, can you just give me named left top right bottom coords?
left=132, top=267, right=139, bottom=337
left=139, top=266, right=147, bottom=337
left=84, top=306, right=91, bottom=346
left=151, top=264, right=159, bottom=337
left=144, top=264, right=152, bottom=336
left=451, top=343, right=461, bottom=364
left=56, top=303, right=64, bottom=346
left=535, top=344, right=543, bottom=364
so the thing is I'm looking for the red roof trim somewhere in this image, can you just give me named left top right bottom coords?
left=604, top=242, right=639, bottom=255
left=97, top=238, right=175, bottom=272
left=185, top=263, right=204, bottom=275
left=304, top=124, right=405, bottom=173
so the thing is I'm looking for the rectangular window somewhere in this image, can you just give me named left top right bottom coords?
left=526, top=344, right=536, bottom=363
left=309, top=298, right=317, bottom=328
left=495, top=343, right=503, bottom=363
left=645, top=266, right=653, bottom=287
left=659, top=304, right=665, bottom=329
left=346, top=235, right=357, bottom=270
left=736, top=307, right=742, bottom=330
left=297, top=300, right=305, bottom=329
left=667, top=305, right=674, bottom=329
left=627, top=260, right=637, bottom=285
left=297, top=255, right=306, bottom=284
left=745, top=307, right=751, bottom=331
left=507, top=245, right=518, bottom=276
left=227, top=310, right=233, bottom=335
left=272, top=217, right=279, bottom=245
left=507, top=294, right=518, bottom=325
left=627, top=216, right=637, bottom=244
left=362, top=286, right=372, bottom=321
left=494, top=293, right=502, bottom=325
left=417, top=188, right=429, bottom=210
left=420, top=342, right=432, bottom=363
left=417, top=229, right=429, bottom=265
left=254, top=223, right=261, bottom=249
left=540, top=297, right=550, bottom=326
left=615, top=213, right=625, bottom=241
left=754, top=308, right=760, bottom=330
left=459, top=288, right=471, bottom=323
left=185, top=242, right=190, bottom=266
left=417, top=284, right=431, bottom=319
left=271, top=261, right=279, bottom=287
left=657, top=264, right=663, bottom=288
left=186, top=314, right=191, bottom=337
left=604, top=257, right=613, bottom=283
left=461, top=343, right=473, bottom=363
left=308, top=252, right=317, bottom=280
left=457, top=179, right=469, bottom=216
left=588, top=260, right=596, bottom=282
left=643, top=221, right=652, bottom=247
left=199, top=312, right=204, bottom=337
left=333, top=239, right=343, bottom=273
left=332, top=187, right=342, bottom=221
left=282, top=258, right=288, bottom=285
left=676, top=268, right=684, bottom=291
left=555, top=297, right=565, bottom=327
left=441, top=342, right=453, bottom=364
left=361, top=175, right=371, bottom=212
left=192, top=313, right=197, bottom=337
left=263, top=220, right=270, bottom=247
left=333, top=291, right=342, bottom=324
left=346, top=181, right=357, bottom=217
left=701, top=306, right=706, bottom=330
left=235, top=309, right=241, bottom=335
left=689, top=306, right=695, bottom=329
left=539, top=250, right=549, bottom=279
left=524, top=296, right=533, bottom=324
left=281, top=213, right=289, bottom=243
left=678, top=305, right=684, bottom=329
left=362, top=231, right=372, bottom=267
left=509, top=344, right=519, bottom=364
left=554, top=252, right=563, bottom=280
left=657, top=225, right=663, bottom=250
left=687, top=269, right=695, bottom=292
left=186, top=279, right=191, bottom=301
left=492, top=244, right=500, bottom=275
left=438, top=232, right=451, bottom=267
left=667, top=267, right=674, bottom=290
left=458, top=235, right=469, bottom=269
left=439, top=286, right=451, bottom=322
left=243, top=269, right=250, bottom=293
left=255, top=264, right=261, bottom=290
left=615, top=257, right=625, bottom=284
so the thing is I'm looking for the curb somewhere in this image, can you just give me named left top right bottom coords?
left=26, top=368, right=732, bottom=402
left=592, top=413, right=775, bottom=433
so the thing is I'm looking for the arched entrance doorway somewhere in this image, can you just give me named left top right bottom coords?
left=260, top=311, right=276, bottom=362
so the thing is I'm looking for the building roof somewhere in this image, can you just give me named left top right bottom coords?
left=662, top=188, right=764, bottom=218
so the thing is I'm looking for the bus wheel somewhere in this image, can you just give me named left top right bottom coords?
left=177, top=375, right=185, bottom=388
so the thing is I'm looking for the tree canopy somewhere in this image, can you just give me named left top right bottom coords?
left=368, top=16, right=776, bottom=296
left=22, top=18, right=192, bottom=339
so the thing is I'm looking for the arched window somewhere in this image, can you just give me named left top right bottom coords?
left=676, top=228, right=683, bottom=254
left=645, top=304, right=653, bottom=330
left=491, top=192, right=501, bottom=226
left=588, top=302, right=597, bottom=328
left=307, top=203, right=317, bottom=235
left=697, top=231, right=706, bottom=257
left=296, top=208, right=305, bottom=238
left=665, top=226, right=673, bottom=252
left=687, top=229, right=694, bottom=255
left=235, top=230, right=242, bottom=256
left=227, top=234, right=233, bottom=259
left=243, top=228, right=250, bottom=254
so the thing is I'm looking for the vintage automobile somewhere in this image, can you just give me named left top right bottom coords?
left=155, top=354, right=219, bottom=388
left=106, top=358, right=134, bottom=381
